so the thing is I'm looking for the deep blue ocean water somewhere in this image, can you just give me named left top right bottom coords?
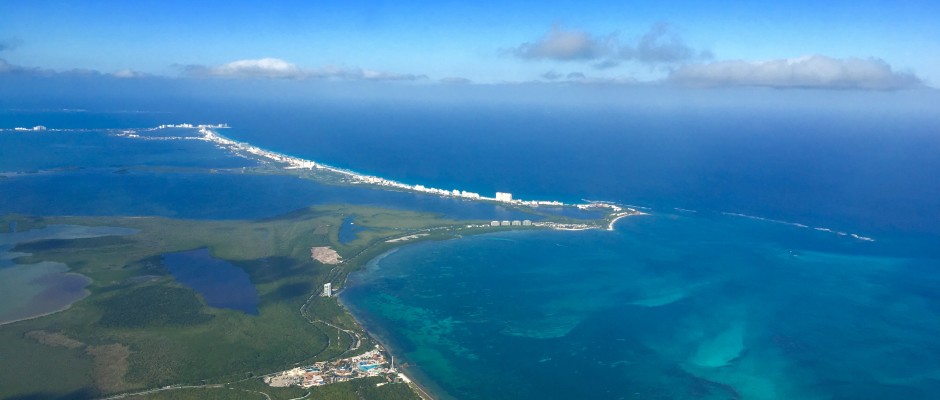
left=3, top=98, right=940, bottom=399
left=206, top=102, right=940, bottom=237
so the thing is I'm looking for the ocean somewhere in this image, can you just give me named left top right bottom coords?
left=2, top=93, right=939, bottom=399
left=343, top=213, right=940, bottom=399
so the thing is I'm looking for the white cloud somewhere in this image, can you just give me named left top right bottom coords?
left=510, top=23, right=707, bottom=68
left=181, top=58, right=425, bottom=81
left=183, top=58, right=303, bottom=78
left=440, top=77, right=471, bottom=84
left=510, top=25, right=612, bottom=61
left=112, top=69, right=151, bottom=78
left=670, top=55, right=922, bottom=90
left=359, top=69, right=426, bottom=81
left=621, top=22, right=708, bottom=64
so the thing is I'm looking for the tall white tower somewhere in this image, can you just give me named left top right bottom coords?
left=323, top=282, right=332, bottom=297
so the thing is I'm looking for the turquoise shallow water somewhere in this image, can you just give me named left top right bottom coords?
left=4, top=105, right=940, bottom=399
left=343, top=213, right=940, bottom=400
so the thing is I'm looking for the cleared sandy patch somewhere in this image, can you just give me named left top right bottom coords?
left=311, top=246, right=343, bottom=264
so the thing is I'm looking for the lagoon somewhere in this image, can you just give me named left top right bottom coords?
left=161, top=248, right=259, bottom=315
left=0, top=225, right=137, bottom=325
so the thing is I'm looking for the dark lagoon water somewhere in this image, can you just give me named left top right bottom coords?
left=0, top=130, right=537, bottom=222
left=0, top=128, right=256, bottom=171
left=339, top=215, right=367, bottom=244
left=3, top=98, right=940, bottom=399
left=161, top=248, right=259, bottom=314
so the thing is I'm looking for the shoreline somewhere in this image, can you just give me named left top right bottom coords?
left=337, top=289, right=441, bottom=400
left=117, top=124, right=647, bottom=233
left=15, top=123, right=647, bottom=399
left=340, top=245, right=446, bottom=400
left=607, top=211, right=649, bottom=230
left=0, top=286, right=90, bottom=327
left=145, top=125, right=590, bottom=211
left=332, top=214, right=649, bottom=400
left=3, top=120, right=900, bottom=400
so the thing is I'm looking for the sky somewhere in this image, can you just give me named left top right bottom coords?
left=1, top=0, right=939, bottom=90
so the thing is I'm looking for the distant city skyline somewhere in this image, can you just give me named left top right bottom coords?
left=1, top=1, right=938, bottom=89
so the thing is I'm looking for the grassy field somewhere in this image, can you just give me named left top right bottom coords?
left=0, top=205, right=482, bottom=399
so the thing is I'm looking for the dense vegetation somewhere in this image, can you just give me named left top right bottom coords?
left=0, top=205, right=466, bottom=399
left=97, top=285, right=213, bottom=328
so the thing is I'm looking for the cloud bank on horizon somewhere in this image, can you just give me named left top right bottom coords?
left=1, top=53, right=922, bottom=91
left=160, top=23, right=927, bottom=90
left=0, top=13, right=931, bottom=92
left=0, top=57, right=150, bottom=79
left=179, top=58, right=427, bottom=81
left=670, top=55, right=921, bottom=90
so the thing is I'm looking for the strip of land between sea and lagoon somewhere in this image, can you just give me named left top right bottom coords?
left=129, top=124, right=644, bottom=398
left=1, top=122, right=883, bottom=399
left=2, top=123, right=648, bottom=399
left=131, top=124, right=648, bottom=230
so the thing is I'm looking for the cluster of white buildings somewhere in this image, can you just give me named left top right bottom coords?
left=264, top=347, right=392, bottom=389
left=156, top=123, right=228, bottom=129
left=177, top=124, right=581, bottom=210
left=578, top=202, right=623, bottom=212
left=197, top=126, right=321, bottom=170
left=13, top=125, right=47, bottom=131
left=410, top=184, right=482, bottom=200
left=490, top=220, right=533, bottom=227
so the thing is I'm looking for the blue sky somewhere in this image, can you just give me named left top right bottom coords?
left=1, top=0, right=938, bottom=89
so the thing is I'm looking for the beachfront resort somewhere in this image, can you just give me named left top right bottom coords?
left=264, top=347, right=402, bottom=389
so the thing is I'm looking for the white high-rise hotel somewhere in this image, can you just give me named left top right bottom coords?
left=322, top=283, right=332, bottom=297
left=495, top=192, right=513, bottom=202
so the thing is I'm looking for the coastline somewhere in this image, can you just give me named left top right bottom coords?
left=138, top=125, right=588, bottom=211
left=113, top=124, right=647, bottom=233
left=0, top=302, right=80, bottom=327
left=339, top=245, right=447, bottom=400
left=13, top=123, right=648, bottom=398
left=2, top=118, right=910, bottom=400
left=337, top=286, right=442, bottom=400
left=607, top=210, right=650, bottom=230
left=0, top=284, right=90, bottom=327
